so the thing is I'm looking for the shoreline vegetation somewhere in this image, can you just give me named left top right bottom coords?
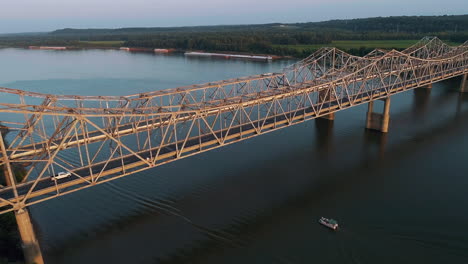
left=0, top=15, right=466, bottom=58
left=0, top=38, right=463, bottom=62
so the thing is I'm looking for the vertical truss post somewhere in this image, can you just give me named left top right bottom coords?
left=0, top=131, right=18, bottom=196
left=382, top=97, right=391, bottom=133
left=365, top=97, right=391, bottom=133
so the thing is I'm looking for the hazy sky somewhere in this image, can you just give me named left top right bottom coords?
left=0, top=0, right=467, bottom=33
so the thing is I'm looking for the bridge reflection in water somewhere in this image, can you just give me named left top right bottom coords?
left=0, top=36, right=467, bottom=264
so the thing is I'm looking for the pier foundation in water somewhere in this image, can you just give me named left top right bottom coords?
left=366, top=97, right=391, bottom=133
left=461, top=73, right=468, bottom=93
left=15, top=209, right=44, bottom=264
left=319, top=113, right=335, bottom=121
left=318, top=89, right=337, bottom=121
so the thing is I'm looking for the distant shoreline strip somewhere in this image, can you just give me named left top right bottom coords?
left=185, top=51, right=273, bottom=61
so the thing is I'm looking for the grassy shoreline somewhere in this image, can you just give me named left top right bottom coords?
left=0, top=36, right=465, bottom=60
left=1, top=39, right=461, bottom=59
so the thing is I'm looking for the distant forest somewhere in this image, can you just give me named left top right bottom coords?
left=0, top=15, right=467, bottom=57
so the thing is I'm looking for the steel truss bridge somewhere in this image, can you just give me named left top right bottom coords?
left=1, top=37, right=467, bottom=215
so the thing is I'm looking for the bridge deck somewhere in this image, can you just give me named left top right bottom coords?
left=0, top=37, right=467, bottom=214
left=1, top=67, right=466, bottom=210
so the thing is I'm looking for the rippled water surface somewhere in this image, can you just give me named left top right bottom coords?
left=1, top=48, right=467, bottom=264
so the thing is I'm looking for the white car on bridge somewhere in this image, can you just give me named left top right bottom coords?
left=51, top=172, right=71, bottom=181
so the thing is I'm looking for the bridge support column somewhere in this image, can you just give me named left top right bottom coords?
left=318, top=89, right=336, bottom=121
left=424, top=83, right=433, bottom=89
left=365, top=97, right=391, bottom=133
left=15, top=209, right=44, bottom=264
left=319, top=113, right=335, bottom=121
left=0, top=133, right=44, bottom=264
left=461, top=73, right=468, bottom=93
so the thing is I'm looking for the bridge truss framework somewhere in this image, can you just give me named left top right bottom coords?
left=0, top=37, right=467, bottom=215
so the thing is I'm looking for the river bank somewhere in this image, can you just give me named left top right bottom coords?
left=0, top=45, right=288, bottom=61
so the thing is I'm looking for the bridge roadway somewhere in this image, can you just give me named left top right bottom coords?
left=9, top=58, right=462, bottom=160
left=1, top=66, right=466, bottom=210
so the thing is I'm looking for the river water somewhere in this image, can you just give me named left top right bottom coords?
left=1, top=48, right=467, bottom=264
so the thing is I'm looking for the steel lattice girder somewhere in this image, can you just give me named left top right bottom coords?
left=0, top=37, right=467, bottom=214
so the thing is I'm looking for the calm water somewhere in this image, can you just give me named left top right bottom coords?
left=1, top=48, right=468, bottom=264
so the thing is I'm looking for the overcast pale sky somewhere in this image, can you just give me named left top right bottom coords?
left=0, top=0, right=467, bottom=33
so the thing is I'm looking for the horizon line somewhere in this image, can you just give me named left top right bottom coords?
left=1, top=13, right=467, bottom=35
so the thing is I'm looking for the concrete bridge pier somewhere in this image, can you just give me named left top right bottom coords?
left=318, top=88, right=337, bottom=121
left=15, top=209, right=44, bottom=264
left=461, top=73, right=468, bottom=93
left=318, top=113, right=335, bottom=121
left=0, top=133, right=44, bottom=264
left=365, top=97, right=391, bottom=133
left=424, top=83, right=433, bottom=89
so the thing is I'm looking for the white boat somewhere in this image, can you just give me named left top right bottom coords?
left=319, top=217, right=338, bottom=230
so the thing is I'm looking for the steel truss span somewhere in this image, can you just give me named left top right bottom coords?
left=0, top=37, right=467, bottom=214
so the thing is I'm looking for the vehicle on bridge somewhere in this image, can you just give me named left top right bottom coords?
left=51, top=172, right=71, bottom=181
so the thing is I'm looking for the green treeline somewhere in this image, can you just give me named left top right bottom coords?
left=0, top=15, right=467, bottom=57
left=123, top=31, right=333, bottom=57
